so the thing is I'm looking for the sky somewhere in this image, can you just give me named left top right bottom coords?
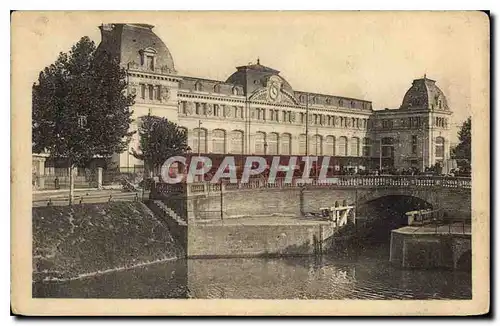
left=14, top=11, right=489, bottom=143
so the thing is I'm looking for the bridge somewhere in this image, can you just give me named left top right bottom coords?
left=153, top=175, right=471, bottom=222
left=150, top=175, right=471, bottom=259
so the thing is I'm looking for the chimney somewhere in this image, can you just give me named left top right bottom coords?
left=99, top=23, right=115, bottom=43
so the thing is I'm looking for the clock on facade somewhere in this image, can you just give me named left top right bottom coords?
left=269, top=84, right=279, bottom=100
left=267, top=75, right=282, bottom=102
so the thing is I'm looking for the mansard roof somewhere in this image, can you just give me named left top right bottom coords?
left=400, top=76, right=450, bottom=111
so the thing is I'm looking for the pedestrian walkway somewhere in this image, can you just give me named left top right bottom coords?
left=32, top=188, right=150, bottom=207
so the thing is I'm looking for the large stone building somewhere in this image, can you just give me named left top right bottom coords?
left=40, top=22, right=453, bottom=177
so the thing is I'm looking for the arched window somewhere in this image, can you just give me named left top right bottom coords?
left=212, top=129, right=226, bottom=154
left=268, top=132, right=279, bottom=155
left=230, top=130, right=244, bottom=154
left=255, top=132, right=266, bottom=154
left=213, top=84, right=221, bottom=93
left=338, top=136, right=348, bottom=156
left=312, top=134, right=322, bottom=156
left=350, top=137, right=360, bottom=157
left=281, top=133, right=291, bottom=155
left=435, top=137, right=445, bottom=159
left=195, top=81, right=203, bottom=92
left=362, top=137, right=372, bottom=157
left=299, top=134, right=307, bottom=155
left=193, top=128, right=207, bottom=154
left=325, top=136, right=335, bottom=156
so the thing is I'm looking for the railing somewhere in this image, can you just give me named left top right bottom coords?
left=406, top=209, right=444, bottom=226
left=405, top=208, right=471, bottom=234
left=182, top=175, right=471, bottom=195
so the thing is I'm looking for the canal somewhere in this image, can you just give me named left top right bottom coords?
left=33, top=242, right=471, bottom=299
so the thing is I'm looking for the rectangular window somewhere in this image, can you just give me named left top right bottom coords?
left=78, top=115, right=87, bottom=128
left=141, top=84, right=146, bottom=99
left=362, top=146, right=370, bottom=157
left=148, top=85, right=154, bottom=100
left=411, top=135, right=418, bottom=154
left=156, top=86, right=161, bottom=100
left=146, top=55, right=154, bottom=70
left=382, top=146, right=393, bottom=158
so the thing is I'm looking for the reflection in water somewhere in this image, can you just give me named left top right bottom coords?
left=34, top=244, right=471, bottom=299
left=187, top=244, right=471, bottom=300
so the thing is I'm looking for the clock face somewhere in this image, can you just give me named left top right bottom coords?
left=269, top=84, right=279, bottom=100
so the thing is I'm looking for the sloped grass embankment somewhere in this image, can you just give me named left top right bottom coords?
left=32, top=201, right=182, bottom=282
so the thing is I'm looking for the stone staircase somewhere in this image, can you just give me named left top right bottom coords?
left=152, top=200, right=187, bottom=226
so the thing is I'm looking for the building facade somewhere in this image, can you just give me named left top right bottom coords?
left=95, top=23, right=452, bottom=173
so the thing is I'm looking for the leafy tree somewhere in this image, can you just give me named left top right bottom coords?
left=32, top=36, right=135, bottom=203
left=452, top=117, right=471, bottom=161
left=131, top=115, right=189, bottom=175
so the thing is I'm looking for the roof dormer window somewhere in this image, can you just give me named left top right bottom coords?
left=146, top=55, right=154, bottom=70
left=139, top=47, right=157, bottom=71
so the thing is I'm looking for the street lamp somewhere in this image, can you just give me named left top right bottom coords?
left=378, top=138, right=383, bottom=171
left=305, top=94, right=310, bottom=156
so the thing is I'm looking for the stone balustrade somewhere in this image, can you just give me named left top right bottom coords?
left=179, top=176, right=471, bottom=195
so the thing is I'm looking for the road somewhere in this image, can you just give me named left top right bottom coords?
left=32, top=188, right=150, bottom=207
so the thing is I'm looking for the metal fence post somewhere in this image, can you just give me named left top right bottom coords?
left=220, top=179, right=224, bottom=222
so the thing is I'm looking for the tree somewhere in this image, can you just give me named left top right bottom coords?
left=452, top=117, right=471, bottom=161
left=131, top=115, right=189, bottom=175
left=32, top=36, right=135, bottom=203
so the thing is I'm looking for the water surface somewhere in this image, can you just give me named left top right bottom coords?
left=33, top=243, right=471, bottom=299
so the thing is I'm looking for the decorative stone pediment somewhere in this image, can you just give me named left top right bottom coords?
left=249, top=87, right=300, bottom=106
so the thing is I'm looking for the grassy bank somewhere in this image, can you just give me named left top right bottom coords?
left=33, top=201, right=181, bottom=282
